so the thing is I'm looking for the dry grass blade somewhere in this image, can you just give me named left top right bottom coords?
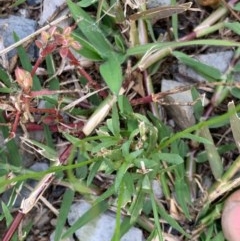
left=129, top=2, right=193, bottom=20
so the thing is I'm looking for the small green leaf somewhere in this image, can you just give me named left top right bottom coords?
left=230, top=87, right=240, bottom=99
left=115, top=162, right=131, bottom=191
left=21, top=137, right=57, bottom=162
left=72, top=32, right=103, bottom=60
left=224, top=22, right=240, bottom=35
left=199, top=126, right=223, bottom=180
left=54, top=189, right=75, bottom=241
left=157, top=199, right=190, bottom=237
left=158, top=153, right=184, bottom=164
left=234, top=2, right=240, bottom=11
left=182, top=133, right=213, bottom=144
left=78, top=0, right=98, bottom=7
left=129, top=190, right=145, bottom=224
left=228, top=101, right=240, bottom=152
left=67, top=0, right=112, bottom=57
left=175, top=178, right=191, bottom=220
left=118, top=95, right=133, bottom=114
left=191, top=87, right=203, bottom=121
left=0, top=68, right=11, bottom=87
left=87, top=160, right=103, bottom=186
left=142, top=175, right=151, bottom=192
left=2, top=202, right=13, bottom=226
left=111, top=104, right=120, bottom=136
left=100, top=54, right=123, bottom=94
left=11, top=0, right=26, bottom=7
left=173, top=51, right=222, bottom=81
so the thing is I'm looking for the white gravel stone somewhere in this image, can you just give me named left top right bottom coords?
left=68, top=200, right=144, bottom=241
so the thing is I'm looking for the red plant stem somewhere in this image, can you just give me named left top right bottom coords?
left=9, top=110, right=21, bottom=138
left=59, top=144, right=72, bottom=165
left=131, top=95, right=153, bottom=106
left=76, top=67, right=108, bottom=97
left=66, top=50, right=107, bottom=97
left=31, top=56, right=43, bottom=77
left=25, top=121, right=84, bottom=132
left=30, top=89, right=65, bottom=97
left=2, top=212, right=25, bottom=241
left=29, top=107, right=58, bottom=114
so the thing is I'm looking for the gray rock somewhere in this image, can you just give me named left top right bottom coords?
left=68, top=200, right=144, bottom=241
left=161, top=79, right=196, bottom=129
left=38, top=0, right=66, bottom=26
left=0, top=15, right=37, bottom=59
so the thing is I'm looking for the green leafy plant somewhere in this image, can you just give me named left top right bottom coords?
left=1, top=0, right=240, bottom=240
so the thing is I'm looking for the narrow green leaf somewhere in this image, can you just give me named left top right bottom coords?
left=1, top=202, right=13, bottom=226
left=111, top=182, right=124, bottom=241
left=11, top=0, right=26, bottom=7
left=54, top=189, right=75, bottom=241
left=67, top=0, right=112, bottom=57
left=111, top=104, right=120, bottom=136
left=230, top=87, right=240, bottom=99
left=115, top=162, right=131, bottom=191
left=158, top=153, right=184, bottom=164
left=78, top=0, right=98, bottom=7
left=0, top=88, right=12, bottom=93
left=150, top=191, right=163, bottom=241
left=63, top=133, right=82, bottom=146
left=199, top=126, right=223, bottom=180
left=100, top=55, right=123, bottom=94
left=224, top=22, right=240, bottom=35
left=0, top=112, right=21, bottom=166
left=182, top=133, right=213, bottom=144
left=129, top=190, right=145, bottom=224
left=192, top=87, right=204, bottom=121
left=72, top=32, right=103, bottom=60
left=0, top=68, right=11, bottom=87
left=172, top=51, right=222, bottom=81
left=228, top=101, right=240, bottom=152
left=127, top=39, right=240, bottom=56
left=21, top=137, right=57, bottom=162
left=45, top=54, right=59, bottom=91
left=118, top=95, right=133, bottom=114
left=234, top=2, right=240, bottom=11
left=175, top=178, right=191, bottom=219
left=156, top=199, right=190, bottom=237
left=87, top=160, right=103, bottom=186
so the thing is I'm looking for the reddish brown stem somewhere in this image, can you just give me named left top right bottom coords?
left=9, top=111, right=21, bottom=139
left=25, top=121, right=84, bottom=133
left=131, top=95, right=153, bottom=106
left=77, top=67, right=108, bottom=97
left=2, top=212, right=25, bottom=241
left=31, top=56, right=44, bottom=77
left=29, top=107, right=58, bottom=114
